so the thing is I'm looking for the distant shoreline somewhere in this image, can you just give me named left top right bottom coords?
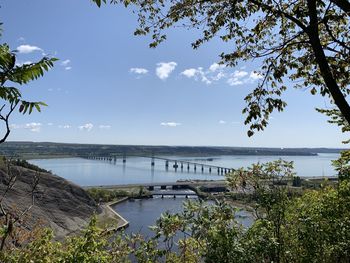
left=0, top=141, right=345, bottom=159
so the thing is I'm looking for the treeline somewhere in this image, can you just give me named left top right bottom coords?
left=1, top=141, right=344, bottom=158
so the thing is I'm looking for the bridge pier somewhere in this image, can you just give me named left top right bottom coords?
left=187, top=163, right=190, bottom=171
left=201, top=165, right=204, bottom=173
left=209, top=167, right=212, bottom=173
left=194, top=164, right=197, bottom=172
left=174, top=161, right=178, bottom=170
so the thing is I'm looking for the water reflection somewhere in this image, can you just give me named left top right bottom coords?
left=29, top=153, right=339, bottom=186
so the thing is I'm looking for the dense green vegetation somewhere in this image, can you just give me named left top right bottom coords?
left=1, top=159, right=350, bottom=262
left=10, top=159, right=51, bottom=173
left=87, top=186, right=152, bottom=202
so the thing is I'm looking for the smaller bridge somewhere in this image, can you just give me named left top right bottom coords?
left=151, top=191, right=198, bottom=199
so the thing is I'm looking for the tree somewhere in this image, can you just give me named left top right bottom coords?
left=93, top=0, right=349, bottom=136
left=0, top=24, right=56, bottom=252
left=0, top=27, right=56, bottom=143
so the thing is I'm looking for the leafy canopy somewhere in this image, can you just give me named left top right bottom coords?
left=0, top=42, right=57, bottom=143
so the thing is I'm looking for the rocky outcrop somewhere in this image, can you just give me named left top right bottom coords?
left=0, top=165, right=98, bottom=239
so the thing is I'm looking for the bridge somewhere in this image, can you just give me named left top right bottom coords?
left=79, top=154, right=234, bottom=175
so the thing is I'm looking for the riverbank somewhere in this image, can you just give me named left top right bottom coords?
left=96, top=197, right=130, bottom=232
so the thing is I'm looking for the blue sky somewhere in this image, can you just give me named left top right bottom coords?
left=0, top=0, right=347, bottom=147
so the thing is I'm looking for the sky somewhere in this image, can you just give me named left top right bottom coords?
left=0, top=0, right=348, bottom=148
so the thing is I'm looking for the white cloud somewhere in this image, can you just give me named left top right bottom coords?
left=181, top=67, right=212, bottom=84
left=219, top=120, right=227, bottom=124
left=209, top=62, right=225, bottom=72
left=233, top=70, right=248, bottom=78
left=10, top=123, right=42, bottom=132
left=181, top=68, right=197, bottom=78
left=59, top=125, right=71, bottom=129
left=17, top=37, right=25, bottom=42
left=61, top=59, right=71, bottom=66
left=160, top=122, right=181, bottom=127
left=156, top=62, right=177, bottom=80
left=130, top=67, right=148, bottom=74
left=212, top=71, right=226, bottom=81
left=26, top=123, right=42, bottom=132
left=227, top=78, right=243, bottom=86
left=47, top=123, right=53, bottom=126
left=227, top=70, right=249, bottom=86
left=249, top=71, right=263, bottom=80
left=15, top=61, right=32, bottom=66
left=16, top=44, right=42, bottom=54
left=99, top=125, right=111, bottom=129
left=79, top=123, right=93, bottom=131
left=181, top=63, right=263, bottom=87
left=65, top=66, right=72, bottom=70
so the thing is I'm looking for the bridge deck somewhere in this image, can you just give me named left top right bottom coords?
left=81, top=154, right=233, bottom=170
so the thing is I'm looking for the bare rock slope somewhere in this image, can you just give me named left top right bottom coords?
left=0, top=165, right=97, bottom=239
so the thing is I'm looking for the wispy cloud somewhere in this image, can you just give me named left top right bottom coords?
left=181, top=68, right=197, bottom=78
left=209, top=62, right=225, bottom=72
left=16, top=44, right=42, bottom=54
left=61, top=59, right=70, bottom=66
left=130, top=67, right=148, bottom=75
left=249, top=71, right=263, bottom=80
left=79, top=123, right=93, bottom=131
left=60, top=59, right=72, bottom=70
left=47, top=123, right=53, bottom=126
left=181, top=62, right=263, bottom=87
left=156, top=62, right=177, bottom=80
left=99, top=125, right=111, bottom=129
left=10, top=122, right=42, bottom=132
left=226, top=70, right=248, bottom=86
left=219, top=120, right=227, bottom=124
left=160, top=122, right=181, bottom=127
left=15, top=60, right=32, bottom=67
left=17, top=37, right=25, bottom=42
left=181, top=67, right=212, bottom=84
left=58, top=124, right=71, bottom=129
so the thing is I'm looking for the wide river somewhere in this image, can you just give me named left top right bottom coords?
left=30, top=153, right=339, bottom=186
left=30, top=153, right=339, bottom=235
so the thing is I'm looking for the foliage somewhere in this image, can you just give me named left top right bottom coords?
left=317, top=108, right=350, bottom=144
left=1, top=160, right=350, bottom=262
left=92, top=0, right=350, bottom=136
left=10, top=158, right=50, bottom=173
left=0, top=42, right=56, bottom=143
left=87, top=188, right=129, bottom=202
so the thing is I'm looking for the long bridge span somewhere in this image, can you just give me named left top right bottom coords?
left=79, top=154, right=234, bottom=175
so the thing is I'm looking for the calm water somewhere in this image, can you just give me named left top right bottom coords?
left=29, top=153, right=339, bottom=186
left=112, top=197, right=254, bottom=237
